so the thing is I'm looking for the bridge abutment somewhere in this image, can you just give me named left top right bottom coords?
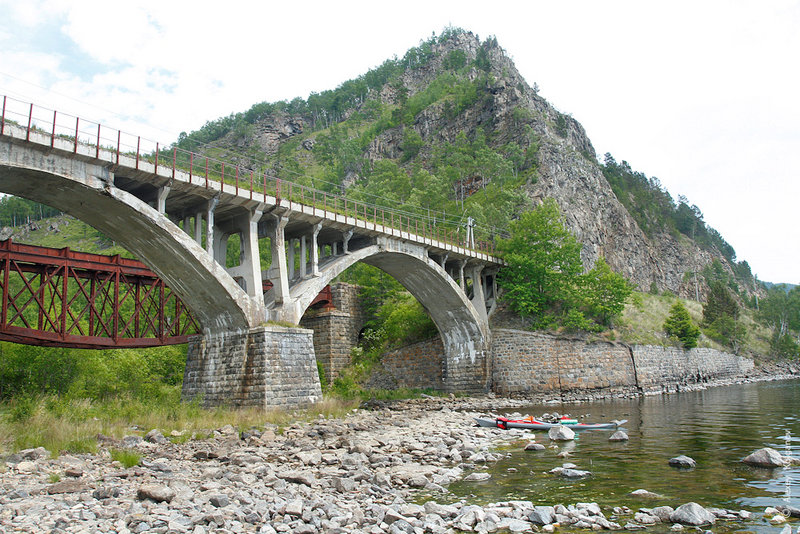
left=182, top=326, right=322, bottom=409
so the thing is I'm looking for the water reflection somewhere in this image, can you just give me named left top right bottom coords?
left=450, top=379, right=800, bottom=516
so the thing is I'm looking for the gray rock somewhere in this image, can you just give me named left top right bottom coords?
left=651, top=506, right=675, bottom=522
left=561, top=468, right=591, bottom=478
left=92, top=486, right=121, bottom=500
left=669, top=455, right=697, bottom=468
left=46, top=480, right=88, bottom=494
left=280, top=470, right=316, bottom=486
left=548, top=425, right=576, bottom=441
left=629, top=489, right=662, bottom=498
left=137, top=484, right=176, bottom=503
left=144, top=429, right=169, bottom=444
left=669, top=503, right=716, bottom=526
left=529, top=506, right=556, bottom=525
left=285, top=498, right=303, bottom=517
left=777, top=505, right=800, bottom=518
left=524, top=442, right=546, bottom=451
left=463, top=472, right=491, bottom=482
left=634, top=512, right=660, bottom=524
left=333, top=477, right=356, bottom=492
left=742, top=447, right=788, bottom=467
left=209, top=493, right=230, bottom=507
left=609, top=430, right=629, bottom=442
left=122, top=435, right=143, bottom=448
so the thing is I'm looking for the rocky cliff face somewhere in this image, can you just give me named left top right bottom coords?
left=212, top=31, right=738, bottom=298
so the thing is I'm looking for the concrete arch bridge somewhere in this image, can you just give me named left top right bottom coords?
left=0, top=96, right=503, bottom=408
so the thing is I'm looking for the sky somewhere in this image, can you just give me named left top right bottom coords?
left=0, top=0, right=797, bottom=284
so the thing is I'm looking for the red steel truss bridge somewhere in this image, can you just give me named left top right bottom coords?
left=0, top=239, right=201, bottom=348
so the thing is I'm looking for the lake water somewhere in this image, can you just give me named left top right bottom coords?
left=449, top=379, right=800, bottom=529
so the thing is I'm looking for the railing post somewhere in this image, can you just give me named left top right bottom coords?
left=155, top=143, right=159, bottom=172
left=235, top=166, right=239, bottom=196
left=189, top=152, right=193, bottom=183
left=0, top=95, right=6, bottom=136
left=51, top=110, right=57, bottom=147
left=73, top=117, right=79, bottom=153
left=172, top=148, right=177, bottom=179
left=115, top=130, right=120, bottom=165
left=135, top=136, right=141, bottom=169
left=96, top=124, right=101, bottom=159
left=205, top=157, right=209, bottom=188
left=26, top=103, right=33, bottom=141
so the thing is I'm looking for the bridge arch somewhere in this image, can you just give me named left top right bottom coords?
left=0, top=152, right=260, bottom=333
left=281, top=236, right=492, bottom=392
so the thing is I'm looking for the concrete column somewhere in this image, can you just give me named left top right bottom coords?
left=343, top=229, right=354, bottom=254
left=311, top=223, right=322, bottom=276
left=439, top=253, right=449, bottom=270
left=300, top=235, right=307, bottom=278
left=213, top=231, right=228, bottom=266
left=205, top=197, right=219, bottom=257
left=223, top=207, right=264, bottom=299
left=288, top=239, right=296, bottom=280
left=266, top=214, right=290, bottom=305
left=182, top=215, right=191, bottom=235
left=332, top=242, right=339, bottom=256
left=194, top=212, right=203, bottom=244
left=156, top=185, right=170, bottom=214
left=458, top=260, right=467, bottom=291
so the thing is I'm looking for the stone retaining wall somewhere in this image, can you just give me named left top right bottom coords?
left=632, top=345, right=755, bottom=391
left=379, top=328, right=756, bottom=395
left=381, top=337, right=445, bottom=389
left=182, top=326, right=322, bottom=409
left=491, top=328, right=755, bottom=394
left=491, top=329, right=636, bottom=395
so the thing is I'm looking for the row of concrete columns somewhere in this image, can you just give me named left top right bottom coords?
left=154, top=186, right=495, bottom=324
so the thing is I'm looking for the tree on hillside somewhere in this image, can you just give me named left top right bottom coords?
left=703, top=281, right=740, bottom=324
left=581, top=257, right=635, bottom=328
left=759, top=285, right=800, bottom=357
left=664, top=301, right=700, bottom=349
left=497, top=199, right=632, bottom=330
left=497, top=198, right=583, bottom=322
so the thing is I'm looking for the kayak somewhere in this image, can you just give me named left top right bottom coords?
left=475, top=416, right=627, bottom=431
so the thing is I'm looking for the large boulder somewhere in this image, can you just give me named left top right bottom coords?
left=669, top=503, right=716, bottom=526
left=669, top=455, right=697, bottom=468
left=742, top=448, right=788, bottom=468
left=548, top=425, right=576, bottom=441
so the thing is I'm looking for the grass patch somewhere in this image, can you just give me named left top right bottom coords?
left=618, top=291, right=772, bottom=356
left=110, top=448, right=141, bottom=468
left=0, top=389, right=363, bottom=455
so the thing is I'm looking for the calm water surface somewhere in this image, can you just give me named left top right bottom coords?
left=449, top=379, right=800, bottom=527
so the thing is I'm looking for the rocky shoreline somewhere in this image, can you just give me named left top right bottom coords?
left=2, top=369, right=800, bottom=533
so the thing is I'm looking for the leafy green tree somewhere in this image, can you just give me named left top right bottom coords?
left=496, top=199, right=583, bottom=322
left=580, top=257, right=634, bottom=327
left=759, top=285, right=800, bottom=357
left=664, top=301, right=700, bottom=349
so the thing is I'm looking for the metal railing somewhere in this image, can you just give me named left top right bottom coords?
left=0, top=95, right=499, bottom=256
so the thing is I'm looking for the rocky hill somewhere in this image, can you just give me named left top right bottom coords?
left=176, top=29, right=754, bottom=300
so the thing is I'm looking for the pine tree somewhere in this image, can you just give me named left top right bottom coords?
left=664, top=301, right=700, bottom=349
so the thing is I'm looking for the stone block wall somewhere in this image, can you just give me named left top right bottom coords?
left=182, top=326, right=322, bottom=409
left=491, top=329, right=636, bottom=395
left=300, top=282, right=367, bottom=382
left=632, top=345, right=755, bottom=390
left=381, top=337, right=444, bottom=389
left=491, top=329, right=755, bottom=395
